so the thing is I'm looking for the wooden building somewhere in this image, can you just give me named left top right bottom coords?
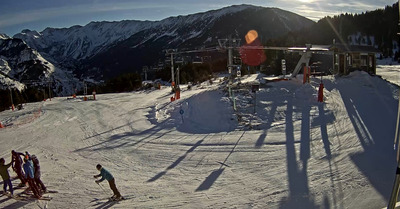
left=330, top=44, right=380, bottom=75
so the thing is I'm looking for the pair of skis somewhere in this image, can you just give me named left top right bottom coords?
left=96, top=182, right=126, bottom=202
left=3, top=192, right=52, bottom=202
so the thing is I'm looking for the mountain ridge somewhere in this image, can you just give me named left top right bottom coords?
left=1, top=4, right=315, bottom=96
left=81, top=5, right=315, bottom=79
left=13, top=4, right=314, bottom=63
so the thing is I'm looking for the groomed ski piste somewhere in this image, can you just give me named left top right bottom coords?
left=0, top=60, right=399, bottom=209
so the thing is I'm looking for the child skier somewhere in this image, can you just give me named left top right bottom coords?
left=23, top=157, right=41, bottom=199
left=93, top=164, right=122, bottom=200
left=0, top=158, right=13, bottom=196
left=11, top=150, right=26, bottom=186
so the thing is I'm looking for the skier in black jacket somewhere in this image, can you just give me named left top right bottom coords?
left=11, top=150, right=26, bottom=186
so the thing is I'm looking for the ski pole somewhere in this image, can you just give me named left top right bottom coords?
left=96, top=182, right=108, bottom=195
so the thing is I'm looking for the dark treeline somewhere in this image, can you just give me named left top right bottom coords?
left=0, top=66, right=218, bottom=112
left=0, top=87, right=48, bottom=112
left=266, top=2, right=399, bottom=58
left=0, top=73, right=143, bottom=112
left=156, top=63, right=213, bottom=85
left=155, top=58, right=228, bottom=85
left=94, top=73, right=142, bottom=94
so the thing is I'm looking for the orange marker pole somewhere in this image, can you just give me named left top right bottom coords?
left=303, top=66, right=307, bottom=84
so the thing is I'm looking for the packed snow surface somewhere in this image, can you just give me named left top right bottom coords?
left=377, top=59, right=400, bottom=86
left=0, top=64, right=399, bottom=208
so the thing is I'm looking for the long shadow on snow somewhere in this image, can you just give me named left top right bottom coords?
left=2, top=200, right=31, bottom=209
left=147, top=139, right=204, bottom=182
left=279, top=97, right=318, bottom=209
left=83, top=123, right=132, bottom=141
left=74, top=118, right=175, bottom=152
left=315, top=102, right=345, bottom=209
left=255, top=100, right=278, bottom=148
left=253, top=83, right=298, bottom=148
left=74, top=94, right=182, bottom=153
left=0, top=196, right=12, bottom=205
left=196, top=131, right=245, bottom=192
left=75, top=89, right=245, bottom=153
left=93, top=200, right=118, bottom=209
left=320, top=103, right=341, bottom=209
left=326, top=74, right=398, bottom=203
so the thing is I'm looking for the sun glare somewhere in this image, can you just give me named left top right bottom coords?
left=245, top=30, right=258, bottom=44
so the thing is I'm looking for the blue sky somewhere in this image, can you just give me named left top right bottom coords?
left=0, top=0, right=397, bottom=36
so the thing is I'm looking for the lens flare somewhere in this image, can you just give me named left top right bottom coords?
left=240, top=30, right=266, bottom=66
left=245, top=30, right=258, bottom=44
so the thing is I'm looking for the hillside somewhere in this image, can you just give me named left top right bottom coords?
left=1, top=3, right=399, bottom=112
left=82, top=6, right=314, bottom=79
left=0, top=38, right=79, bottom=95
left=267, top=2, right=399, bottom=58
left=12, top=5, right=314, bottom=80
left=0, top=63, right=398, bottom=208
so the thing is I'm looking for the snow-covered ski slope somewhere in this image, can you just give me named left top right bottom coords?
left=0, top=64, right=399, bottom=208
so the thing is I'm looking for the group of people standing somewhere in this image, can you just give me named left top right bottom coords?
left=0, top=150, right=46, bottom=199
left=1, top=150, right=122, bottom=201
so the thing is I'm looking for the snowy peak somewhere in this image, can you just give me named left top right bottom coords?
left=82, top=5, right=314, bottom=79
left=0, top=33, right=11, bottom=40
left=0, top=38, right=52, bottom=80
left=74, top=5, right=315, bottom=80
left=13, top=4, right=314, bottom=64
left=14, top=20, right=151, bottom=61
left=125, top=5, right=314, bottom=49
left=0, top=37, right=78, bottom=95
left=11, top=5, right=315, bottom=84
left=0, top=58, right=25, bottom=91
left=160, top=4, right=254, bottom=24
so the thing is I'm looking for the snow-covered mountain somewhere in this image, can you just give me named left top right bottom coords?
left=6, top=4, right=315, bottom=92
left=84, top=5, right=315, bottom=78
left=0, top=34, right=11, bottom=40
left=0, top=34, right=25, bottom=91
left=14, top=5, right=313, bottom=65
left=0, top=37, right=79, bottom=95
left=13, top=20, right=151, bottom=62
